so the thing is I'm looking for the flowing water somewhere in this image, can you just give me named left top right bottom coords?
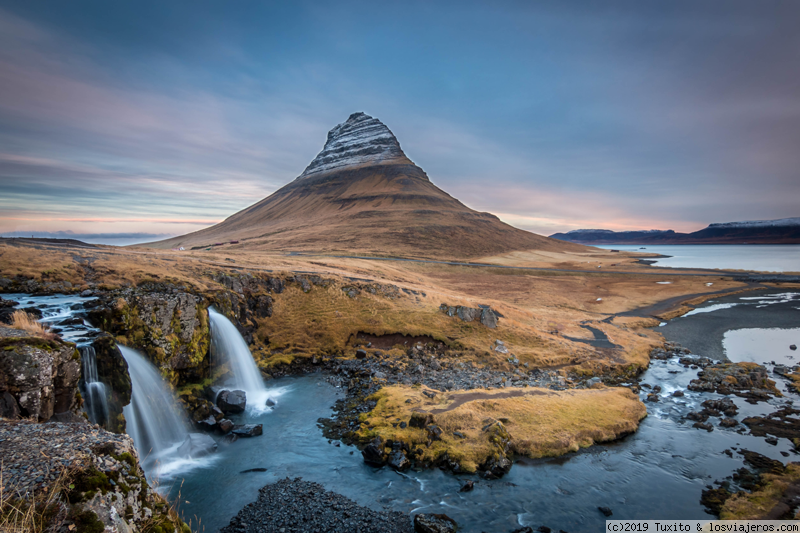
left=120, top=346, right=202, bottom=480
left=596, top=244, right=800, bottom=272
left=79, top=345, right=109, bottom=426
left=209, top=308, right=272, bottom=413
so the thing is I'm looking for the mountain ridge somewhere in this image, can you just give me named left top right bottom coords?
left=550, top=218, right=800, bottom=244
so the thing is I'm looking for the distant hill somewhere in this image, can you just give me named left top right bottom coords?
left=550, top=218, right=800, bottom=245
left=148, top=112, right=585, bottom=259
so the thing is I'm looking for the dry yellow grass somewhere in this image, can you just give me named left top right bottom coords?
left=0, top=464, right=70, bottom=533
left=8, top=311, right=57, bottom=341
left=721, top=463, right=800, bottom=519
left=358, top=384, right=647, bottom=471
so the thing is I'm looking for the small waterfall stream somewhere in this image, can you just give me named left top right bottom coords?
left=79, top=345, right=109, bottom=426
left=120, top=346, right=194, bottom=478
left=208, top=308, right=272, bottom=412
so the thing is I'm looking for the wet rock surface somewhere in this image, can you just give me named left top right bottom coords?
left=219, top=477, right=413, bottom=533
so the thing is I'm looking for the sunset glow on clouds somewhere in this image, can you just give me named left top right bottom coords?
left=0, top=1, right=798, bottom=244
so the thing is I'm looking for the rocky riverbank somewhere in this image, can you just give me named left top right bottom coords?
left=0, top=419, right=189, bottom=533
left=220, top=478, right=414, bottom=533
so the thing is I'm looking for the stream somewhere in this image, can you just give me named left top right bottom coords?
left=4, top=289, right=800, bottom=532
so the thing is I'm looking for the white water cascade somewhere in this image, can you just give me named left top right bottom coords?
left=120, top=346, right=192, bottom=476
left=208, top=308, right=271, bottom=412
left=79, top=345, right=109, bottom=426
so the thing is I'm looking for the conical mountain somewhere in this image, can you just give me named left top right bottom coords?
left=150, top=112, right=583, bottom=258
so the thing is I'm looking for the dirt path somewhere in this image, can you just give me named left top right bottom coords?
left=424, top=388, right=548, bottom=414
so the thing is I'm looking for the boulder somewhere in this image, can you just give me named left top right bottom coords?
left=218, top=418, right=234, bottom=433
left=355, top=349, right=367, bottom=359
left=598, top=507, right=613, bottom=517
left=361, top=437, right=387, bottom=466
left=196, top=415, right=218, bottom=432
left=231, top=424, right=263, bottom=437
left=480, top=455, right=512, bottom=479
left=459, top=480, right=474, bottom=492
left=413, top=513, right=458, bottom=533
left=0, top=391, right=20, bottom=418
left=177, top=433, right=218, bottom=458
left=387, top=445, right=411, bottom=471
left=217, top=389, right=246, bottom=413
left=480, top=308, right=498, bottom=329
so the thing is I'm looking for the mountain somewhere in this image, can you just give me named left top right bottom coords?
left=150, top=112, right=583, bottom=258
left=550, top=218, right=800, bottom=245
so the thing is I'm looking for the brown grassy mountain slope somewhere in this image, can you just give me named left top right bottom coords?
left=149, top=112, right=586, bottom=259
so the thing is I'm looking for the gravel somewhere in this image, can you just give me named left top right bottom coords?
left=220, top=478, right=413, bottom=533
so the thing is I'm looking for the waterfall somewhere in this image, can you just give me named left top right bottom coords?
left=208, top=308, right=270, bottom=411
left=79, top=345, right=109, bottom=426
left=120, top=346, right=191, bottom=474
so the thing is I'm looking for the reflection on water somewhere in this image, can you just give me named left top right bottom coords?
left=596, top=244, right=800, bottom=272
left=724, top=328, right=800, bottom=367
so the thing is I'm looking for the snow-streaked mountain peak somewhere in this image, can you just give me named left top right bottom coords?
left=296, top=112, right=408, bottom=180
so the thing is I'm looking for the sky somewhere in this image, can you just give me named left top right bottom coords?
left=1, top=1, right=798, bottom=245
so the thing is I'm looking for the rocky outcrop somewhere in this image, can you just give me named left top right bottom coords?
left=0, top=419, right=190, bottom=533
left=88, top=289, right=210, bottom=386
left=0, top=327, right=81, bottom=421
left=688, top=362, right=780, bottom=402
left=439, top=303, right=500, bottom=329
left=296, top=112, right=409, bottom=180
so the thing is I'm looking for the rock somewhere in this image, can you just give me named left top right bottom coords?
left=231, top=424, right=263, bottom=437
left=719, top=418, right=739, bottom=428
left=480, top=308, right=498, bottom=329
left=702, top=398, right=738, bottom=417
left=388, top=449, right=411, bottom=471
left=459, top=480, right=474, bottom=492
left=422, top=389, right=437, bottom=399
left=672, top=390, right=685, bottom=397
left=413, top=513, right=458, bottom=533
left=646, top=393, right=659, bottom=402
left=240, top=467, right=268, bottom=473
left=457, top=306, right=481, bottom=323
left=598, top=506, right=613, bottom=517
left=409, top=412, right=433, bottom=429
left=196, top=415, right=219, bottom=431
left=0, top=334, right=81, bottom=422
left=266, top=397, right=276, bottom=407
left=765, top=436, right=779, bottom=445
left=177, top=433, right=218, bottom=458
left=791, top=345, right=797, bottom=351
left=355, top=349, right=367, bottom=359
left=426, top=424, right=443, bottom=442
left=80, top=289, right=93, bottom=297
left=480, top=455, right=512, bottom=479
left=217, top=389, right=247, bottom=414
left=218, top=418, right=234, bottom=433
left=693, top=421, right=714, bottom=432
left=0, top=391, right=20, bottom=418
left=362, top=437, right=387, bottom=466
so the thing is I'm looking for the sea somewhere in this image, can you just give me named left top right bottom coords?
left=595, top=244, right=799, bottom=272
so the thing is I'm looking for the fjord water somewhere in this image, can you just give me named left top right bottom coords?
left=209, top=308, right=272, bottom=412
left=597, top=244, right=800, bottom=272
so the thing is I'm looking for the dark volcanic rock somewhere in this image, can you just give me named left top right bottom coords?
left=742, top=406, right=800, bottom=440
left=217, top=389, right=247, bottom=413
left=231, top=424, right=263, bottom=437
left=598, top=506, right=613, bottom=517
left=362, top=436, right=387, bottom=466
left=459, top=480, right=474, bottom=492
left=220, top=477, right=413, bottom=533
left=413, top=513, right=458, bottom=533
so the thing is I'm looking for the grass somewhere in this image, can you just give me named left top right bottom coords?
left=357, top=384, right=647, bottom=472
left=721, top=463, right=800, bottom=519
left=8, top=311, right=57, bottom=341
left=0, top=462, right=71, bottom=533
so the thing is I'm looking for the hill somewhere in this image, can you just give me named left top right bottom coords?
left=148, top=112, right=584, bottom=259
left=550, top=217, right=800, bottom=245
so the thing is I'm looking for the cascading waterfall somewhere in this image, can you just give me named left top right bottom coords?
left=120, top=346, right=191, bottom=475
left=79, top=345, right=109, bottom=426
left=208, top=308, right=271, bottom=411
